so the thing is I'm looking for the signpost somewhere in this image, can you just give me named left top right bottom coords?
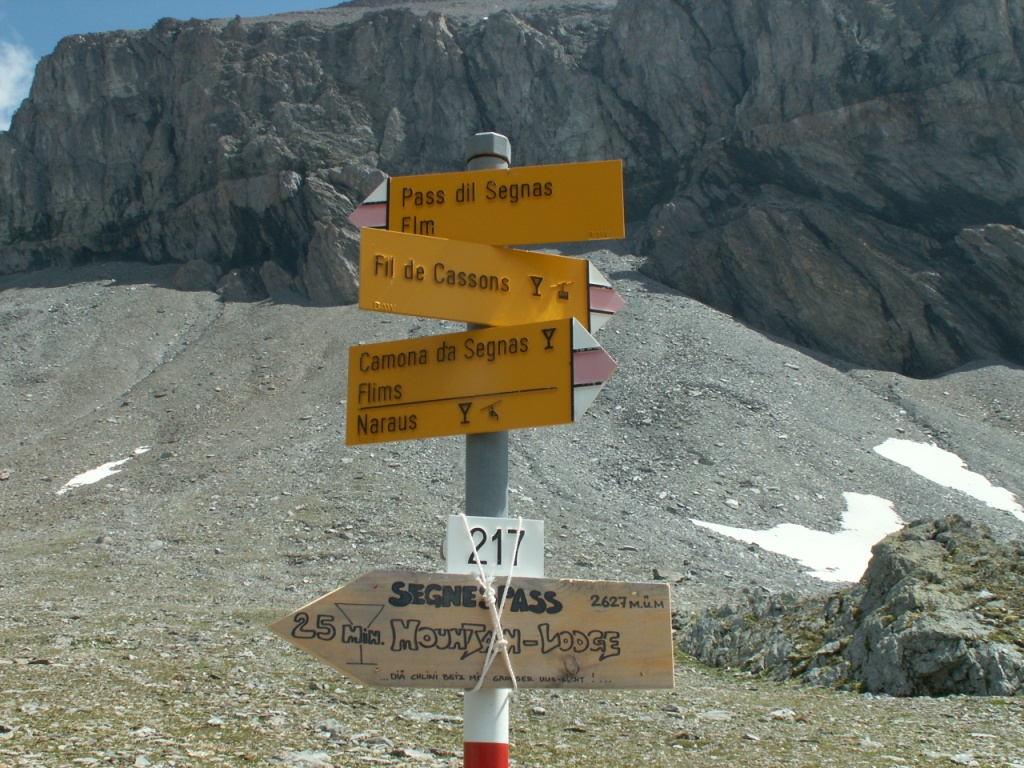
left=270, top=570, right=673, bottom=690
left=273, top=134, right=669, bottom=768
left=345, top=317, right=616, bottom=446
left=349, top=160, right=625, bottom=246
left=358, top=228, right=624, bottom=331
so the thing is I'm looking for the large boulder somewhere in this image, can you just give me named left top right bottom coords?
left=679, top=516, right=1024, bottom=696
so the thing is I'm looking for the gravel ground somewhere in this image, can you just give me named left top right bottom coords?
left=1, top=249, right=1023, bottom=767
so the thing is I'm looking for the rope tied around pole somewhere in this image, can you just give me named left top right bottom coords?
left=459, top=512, right=525, bottom=693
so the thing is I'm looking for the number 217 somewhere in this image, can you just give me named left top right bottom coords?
left=468, top=527, right=526, bottom=566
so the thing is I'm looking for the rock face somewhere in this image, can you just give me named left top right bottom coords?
left=2, top=0, right=1024, bottom=375
left=627, top=0, right=1024, bottom=376
left=679, top=516, right=1024, bottom=696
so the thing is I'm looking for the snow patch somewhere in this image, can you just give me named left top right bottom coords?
left=873, top=438, right=1023, bottom=522
left=57, top=447, right=150, bottom=495
left=692, top=492, right=903, bottom=583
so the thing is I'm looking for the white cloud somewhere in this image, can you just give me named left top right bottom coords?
left=0, top=39, right=36, bottom=131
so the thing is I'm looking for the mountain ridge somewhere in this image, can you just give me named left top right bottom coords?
left=2, top=0, right=1023, bottom=375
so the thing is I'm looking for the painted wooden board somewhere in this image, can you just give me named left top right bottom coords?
left=270, top=570, right=673, bottom=690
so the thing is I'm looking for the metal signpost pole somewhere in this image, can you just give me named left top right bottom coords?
left=461, top=131, right=512, bottom=768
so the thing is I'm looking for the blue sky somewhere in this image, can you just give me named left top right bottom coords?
left=0, top=1, right=345, bottom=129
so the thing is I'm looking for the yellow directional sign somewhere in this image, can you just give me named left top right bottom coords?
left=385, top=160, right=624, bottom=246
left=270, top=569, right=674, bottom=690
left=359, top=228, right=624, bottom=330
left=345, top=318, right=616, bottom=445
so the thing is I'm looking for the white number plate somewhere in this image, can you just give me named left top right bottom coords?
left=446, top=515, right=544, bottom=577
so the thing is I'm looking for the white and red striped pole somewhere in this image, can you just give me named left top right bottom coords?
left=463, top=688, right=510, bottom=768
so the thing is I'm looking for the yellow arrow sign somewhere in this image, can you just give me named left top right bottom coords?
left=345, top=318, right=615, bottom=445
left=383, top=159, right=624, bottom=246
left=358, top=228, right=625, bottom=331
left=270, top=569, right=674, bottom=690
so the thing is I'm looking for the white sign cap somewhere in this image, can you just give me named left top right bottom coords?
left=465, top=132, right=511, bottom=168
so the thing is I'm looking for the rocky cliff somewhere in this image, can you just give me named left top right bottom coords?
left=2, top=0, right=1023, bottom=376
left=680, top=516, right=1024, bottom=697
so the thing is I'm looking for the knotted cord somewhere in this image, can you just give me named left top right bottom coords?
left=459, top=512, right=525, bottom=692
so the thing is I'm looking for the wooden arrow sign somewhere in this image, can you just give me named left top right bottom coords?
left=270, top=570, right=673, bottom=690
left=358, top=228, right=625, bottom=332
left=346, top=318, right=616, bottom=445
left=348, top=160, right=624, bottom=246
